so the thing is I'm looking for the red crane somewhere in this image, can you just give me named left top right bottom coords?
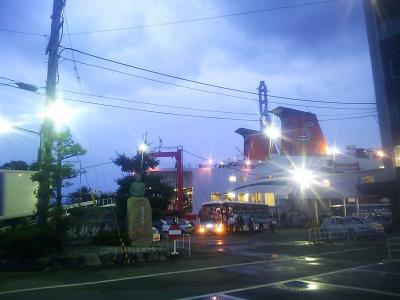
left=149, top=147, right=183, bottom=212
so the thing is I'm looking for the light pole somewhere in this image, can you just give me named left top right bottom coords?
left=0, top=119, right=42, bottom=168
left=14, top=126, right=42, bottom=167
left=291, top=167, right=319, bottom=225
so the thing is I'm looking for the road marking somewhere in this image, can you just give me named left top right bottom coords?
left=353, top=268, right=400, bottom=277
left=177, top=262, right=380, bottom=300
left=302, top=280, right=400, bottom=298
left=216, top=293, right=246, bottom=300
left=0, top=245, right=374, bottom=296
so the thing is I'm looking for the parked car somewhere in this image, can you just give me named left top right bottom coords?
left=152, top=227, right=161, bottom=242
left=178, top=219, right=193, bottom=233
left=370, top=215, right=393, bottom=233
left=160, top=218, right=193, bottom=234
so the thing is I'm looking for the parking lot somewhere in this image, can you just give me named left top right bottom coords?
left=0, top=230, right=399, bottom=299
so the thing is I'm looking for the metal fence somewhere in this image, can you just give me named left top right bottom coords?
left=387, top=236, right=400, bottom=262
left=308, top=227, right=381, bottom=242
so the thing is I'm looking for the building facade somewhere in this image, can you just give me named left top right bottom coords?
left=364, top=0, right=400, bottom=225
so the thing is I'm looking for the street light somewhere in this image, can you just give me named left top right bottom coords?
left=138, top=143, right=148, bottom=153
left=39, top=100, right=77, bottom=131
left=0, top=118, right=42, bottom=167
left=291, top=167, right=319, bottom=225
left=263, top=125, right=280, bottom=140
left=291, top=167, right=315, bottom=190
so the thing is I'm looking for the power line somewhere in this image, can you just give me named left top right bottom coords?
left=60, top=58, right=376, bottom=111
left=69, top=0, right=340, bottom=35
left=60, top=47, right=375, bottom=106
left=0, top=78, right=379, bottom=122
left=82, top=161, right=114, bottom=169
left=61, top=47, right=258, bottom=95
left=0, top=27, right=47, bottom=37
left=319, top=114, right=378, bottom=121
left=61, top=96, right=260, bottom=121
left=61, top=89, right=258, bottom=116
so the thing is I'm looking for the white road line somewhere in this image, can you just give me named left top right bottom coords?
left=217, top=293, right=246, bottom=300
left=353, top=268, right=400, bottom=277
left=0, top=245, right=374, bottom=296
left=303, top=281, right=400, bottom=298
left=177, top=262, right=380, bottom=300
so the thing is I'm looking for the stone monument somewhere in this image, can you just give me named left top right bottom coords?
left=127, top=175, right=153, bottom=247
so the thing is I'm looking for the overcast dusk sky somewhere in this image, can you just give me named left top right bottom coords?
left=0, top=0, right=380, bottom=192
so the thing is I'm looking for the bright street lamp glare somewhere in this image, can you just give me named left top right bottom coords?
left=327, top=146, right=340, bottom=155
left=138, top=143, right=148, bottom=152
left=208, top=159, right=213, bottom=165
left=263, top=126, right=280, bottom=140
left=40, top=100, right=76, bottom=129
left=376, top=150, right=385, bottom=158
left=291, top=167, right=314, bottom=189
left=0, top=118, right=12, bottom=134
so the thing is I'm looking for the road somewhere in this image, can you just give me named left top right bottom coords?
left=1, top=230, right=399, bottom=299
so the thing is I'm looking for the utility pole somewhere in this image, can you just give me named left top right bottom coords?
left=37, top=0, right=65, bottom=224
left=258, top=81, right=270, bottom=131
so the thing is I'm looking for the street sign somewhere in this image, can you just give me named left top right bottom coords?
left=168, top=224, right=181, bottom=240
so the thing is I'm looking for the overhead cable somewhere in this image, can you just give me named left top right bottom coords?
left=61, top=57, right=376, bottom=110
left=69, top=0, right=340, bottom=35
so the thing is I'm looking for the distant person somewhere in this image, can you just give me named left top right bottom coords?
left=248, top=216, right=254, bottom=235
left=228, top=215, right=235, bottom=234
left=237, top=215, right=244, bottom=232
left=269, top=218, right=277, bottom=234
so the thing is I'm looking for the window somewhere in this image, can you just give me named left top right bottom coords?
left=228, top=175, right=236, bottom=182
left=211, top=193, right=221, bottom=202
left=251, top=192, right=262, bottom=203
left=224, top=192, right=235, bottom=201
left=395, top=146, right=400, bottom=167
left=238, top=193, right=249, bottom=203
left=265, top=193, right=276, bottom=206
left=322, top=179, right=330, bottom=187
left=240, top=176, right=247, bottom=182
left=360, top=176, right=374, bottom=183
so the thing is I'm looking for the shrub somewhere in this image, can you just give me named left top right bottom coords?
left=0, top=225, right=64, bottom=259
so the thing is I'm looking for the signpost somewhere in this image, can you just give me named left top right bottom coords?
left=168, top=224, right=181, bottom=255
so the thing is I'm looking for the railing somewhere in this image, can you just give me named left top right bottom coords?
left=387, top=236, right=400, bottom=262
left=309, top=226, right=381, bottom=242
left=309, top=227, right=349, bottom=241
left=178, top=234, right=191, bottom=256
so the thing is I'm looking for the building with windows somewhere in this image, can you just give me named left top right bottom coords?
left=153, top=106, right=388, bottom=226
left=363, top=0, right=400, bottom=226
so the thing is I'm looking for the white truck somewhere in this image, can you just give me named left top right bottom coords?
left=0, top=169, right=38, bottom=221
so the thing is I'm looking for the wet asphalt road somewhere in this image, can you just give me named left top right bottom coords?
left=1, top=230, right=399, bottom=299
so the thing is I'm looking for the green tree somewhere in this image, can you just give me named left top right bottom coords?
left=1, top=160, right=39, bottom=171
left=113, top=152, right=173, bottom=221
left=67, top=186, right=92, bottom=204
left=52, top=129, right=86, bottom=212
left=33, top=129, right=86, bottom=229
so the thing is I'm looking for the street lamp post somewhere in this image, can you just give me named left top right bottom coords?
left=0, top=120, right=42, bottom=168
left=13, top=126, right=42, bottom=167
left=291, top=167, right=319, bottom=225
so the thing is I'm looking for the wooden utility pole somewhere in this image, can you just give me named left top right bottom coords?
left=37, top=0, right=65, bottom=224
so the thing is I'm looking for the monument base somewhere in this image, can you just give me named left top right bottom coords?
left=127, top=196, right=153, bottom=247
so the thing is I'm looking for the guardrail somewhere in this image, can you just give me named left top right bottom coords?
left=178, top=234, right=191, bottom=256
left=309, top=227, right=349, bottom=241
left=387, top=236, right=400, bottom=262
left=309, top=226, right=381, bottom=242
